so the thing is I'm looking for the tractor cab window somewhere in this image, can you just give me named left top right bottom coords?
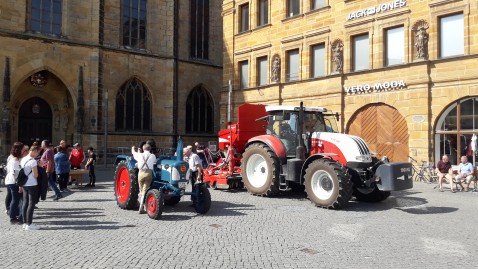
left=324, top=113, right=339, bottom=133
left=303, top=113, right=326, bottom=133
left=268, top=112, right=298, bottom=156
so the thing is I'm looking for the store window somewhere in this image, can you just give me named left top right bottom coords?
left=240, top=3, right=249, bottom=32
left=115, top=78, right=151, bottom=131
left=258, top=0, right=268, bottom=26
left=186, top=86, right=214, bottom=133
left=311, top=0, right=326, bottom=10
left=311, top=43, right=325, bottom=78
left=122, top=0, right=147, bottom=49
left=30, top=0, right=62, bottom=36
left=257, top=56, right=268, bottom=86
left=190, top=0, right=209, bottom=60
left=440, top=13, right=464, bottom=58
left=435, top=97, right=478, bottom=165
left=385, top=26, right=404, bottom=66
left=352, top=34, right=369, bottom=71
left=286, top=49, right=300, bottom=81
left=287, top=0, right=300, bottom=17
left=240, top=61, right=249, bottom=89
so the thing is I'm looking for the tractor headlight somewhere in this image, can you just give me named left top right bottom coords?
left=172, top=167, right=180, bottom=181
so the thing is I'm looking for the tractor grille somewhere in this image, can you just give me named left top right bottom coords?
left=350, top=136, right=371, bottom=155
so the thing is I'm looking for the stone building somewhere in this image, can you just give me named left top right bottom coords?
left=222, top=0, right=478, bottom=165
left=0, top=0, right=223, bottom=162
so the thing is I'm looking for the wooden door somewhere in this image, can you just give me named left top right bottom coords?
left=18, top=97, right=52, bottom=146
left=347, top=104, right=409, bottom=162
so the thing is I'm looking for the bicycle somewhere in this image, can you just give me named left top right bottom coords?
left=409, top=156, right=438, bottom=184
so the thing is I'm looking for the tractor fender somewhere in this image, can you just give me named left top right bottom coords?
left=114, top=155, right=137, bottom=170
left=299, top=153, right=339, bottom=185
left=244, top=135, right=287, bottom=160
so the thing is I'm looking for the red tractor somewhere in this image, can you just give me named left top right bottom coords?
left=205, top=103, right=413, bottom=209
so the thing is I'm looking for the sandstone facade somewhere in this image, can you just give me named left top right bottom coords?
left=0, top=0, right=223, bottom=162
left=222, top=0, right=478, bottom=165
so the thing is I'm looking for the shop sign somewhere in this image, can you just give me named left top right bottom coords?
left=346, top=0, right=407, bottom=21
left=344, top=80, right=407, bottom=94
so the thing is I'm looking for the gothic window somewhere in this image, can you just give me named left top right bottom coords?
left=190, top=0, right=210, bottom=59
left=122, top=0, right=147, bottom=49
left=30, top=0, right=62, bottom=36
left=115, top=78, right=151, bottom=131
left=186, top=86, right=214, bottom=133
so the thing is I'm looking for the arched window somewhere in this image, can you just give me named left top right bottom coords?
left=435, top=97, right=478, bottom=165
left=186, top=86, right=214, bottom=133
left=116, top=78, right=151, bottom=131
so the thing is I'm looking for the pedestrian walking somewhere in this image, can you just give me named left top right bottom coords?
left=54, top=146, right=70, bottom=192
left=85, top=147, right=96, bottom=187
left=20, top=145, right=41, bottom=230
left=40, top=140, right=62, bottom=200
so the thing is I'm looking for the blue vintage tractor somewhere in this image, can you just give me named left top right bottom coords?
left=113, top=138, right=211, bottom=219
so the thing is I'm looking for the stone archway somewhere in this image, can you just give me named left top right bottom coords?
left=347, top=103, right=409, bottom=162
left=18, top=97, right=52, bottom=145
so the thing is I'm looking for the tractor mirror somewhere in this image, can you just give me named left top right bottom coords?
left=335, top=112, right=340, bottom=121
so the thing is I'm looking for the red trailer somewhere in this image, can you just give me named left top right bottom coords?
left=203, top=104, right=268, bottom=189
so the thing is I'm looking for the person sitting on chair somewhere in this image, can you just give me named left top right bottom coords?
left=435, top=154, right=452, bottom=192
left=454, top=155, right=474, bottom=192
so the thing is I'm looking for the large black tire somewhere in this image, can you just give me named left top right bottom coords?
left=164, top=196, right=181, bottom=206
left=194, top=184, right=211, bottom=214
left=353, top=185, right=391, bottom=202
left=241, top=143, right=280, bottom=196
left=304, top=159, right=353, bottom=209
left=146, top=189, right=164, bottom=220
left=114, top=160, right=139, bottom=210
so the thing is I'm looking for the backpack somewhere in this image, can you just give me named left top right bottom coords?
left=16, top=160, right=33, bottom=186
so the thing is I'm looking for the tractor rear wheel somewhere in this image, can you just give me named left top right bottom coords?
left=164, top=196, right=181, bottom=206
left=304, top=158, right=352, bottom=209
left=353, top=185, right=391, bottom=202
left=194, top=184, right=211, bottom=214
left=114, top=160, right=139, bottom=210
left=146, top=189, right=164, bottom=220
left=241, top=143, right=280, bottom=196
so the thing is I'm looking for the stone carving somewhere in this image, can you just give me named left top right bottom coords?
left=413, top=20, right=429, bottom=59
left=271, top=55, right=280, bottom=83
left=331, top=41, right=344, bottom=73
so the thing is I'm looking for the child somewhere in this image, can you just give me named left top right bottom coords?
left=85, top=147, right=96, bottom=187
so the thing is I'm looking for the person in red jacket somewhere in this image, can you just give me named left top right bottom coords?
left=69, top=143, right=85, bottom=185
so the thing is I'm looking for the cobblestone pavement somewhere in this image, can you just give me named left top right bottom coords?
left=1, top=168, right=477, bottom=269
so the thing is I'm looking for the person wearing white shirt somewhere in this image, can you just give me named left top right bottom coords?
left=132, top=143, right=156, bottom=213
left=183, top=147, right=203, bottom=206
left=5, top=142, right=24, bottom=225
left=20, top=145, right=41, bottom=230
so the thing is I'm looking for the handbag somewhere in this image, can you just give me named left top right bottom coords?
left=16, top=160, right=33, bottom=186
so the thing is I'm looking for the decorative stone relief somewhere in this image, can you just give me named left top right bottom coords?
left=271, top=55, right=280, bottom=83
left=413, top=20, right=429, bottom=60
left=331, top=40, right=344, bottom=73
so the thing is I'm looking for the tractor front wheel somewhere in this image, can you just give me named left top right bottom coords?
left=304, top=159, right=352, bottom=209
left=114, top=160, right=139, bottom=210
left=241, top=144, right=280, bottom=196
left=353, top=185, right=391, bottom=202
left=194, top=184, right=211, bottom=214
left=146, top=189, right=164, bottom=220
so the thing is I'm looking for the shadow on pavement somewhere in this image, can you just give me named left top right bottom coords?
left=40, top=220, right=136, bottom=230
left=395, top=206, right=458, bottom=214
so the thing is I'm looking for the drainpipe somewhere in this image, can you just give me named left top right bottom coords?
left=172, top=0, right=179, bottom=146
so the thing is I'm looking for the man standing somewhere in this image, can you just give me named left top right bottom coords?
left=435, top=154, right=452, bottom=192
left=40, top=140, right=62, bottom=200
left=69, top=143, right=85, bottom=185
left=132, top=143, right=156, bottom=213
left=454, top=155, right=475, bottom=192
left=184, top=147, right=203, bottom=205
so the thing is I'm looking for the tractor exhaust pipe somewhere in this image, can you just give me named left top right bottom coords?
left=296, top=102, right=305, bottom=160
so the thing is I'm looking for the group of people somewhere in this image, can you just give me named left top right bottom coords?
left=4, top=139, right=97, bottom=230
left=435, top=155, right=475, bottom=192
left=131, top=140, right=208, bottom=213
